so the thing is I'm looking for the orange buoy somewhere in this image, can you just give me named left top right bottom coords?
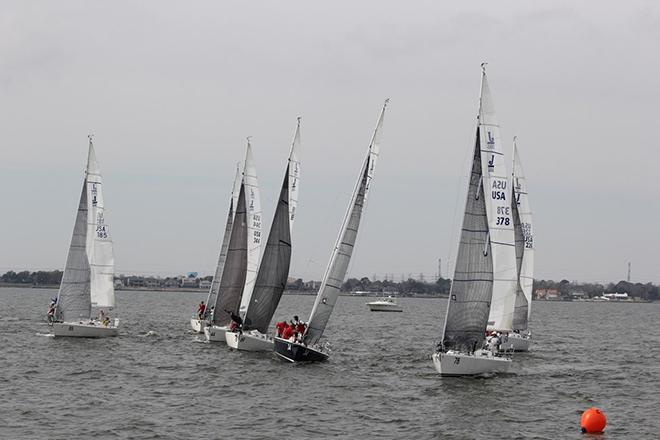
left=580, top=407, right=607, bottom=433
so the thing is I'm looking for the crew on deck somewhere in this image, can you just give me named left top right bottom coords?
left=197, top=301, right=206, bottom=320
left=226, top=309, right=243, bottom=332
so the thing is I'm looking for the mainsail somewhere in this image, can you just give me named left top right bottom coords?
left=304, top=100, right=388, bottom=346
left=243, top=118, right=302, bottom=333
left=239, top=140, right=262, bottom=317
left=479, top=68, right=518, bottom=333
left=206, top=165, right=242, bottom=312
left=212, top=182, right=249, bottom=326
left=56, top=137, right=114, bottom=320
left=511, top=138, right=534, bottom=330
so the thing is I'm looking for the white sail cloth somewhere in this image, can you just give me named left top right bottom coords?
left=304, top=101, right=387, bottom=346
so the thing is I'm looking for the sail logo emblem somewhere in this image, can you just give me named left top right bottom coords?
left=91, top=183, right=98, bottom=206
left=488, top=155, right=495, bottom=172
left=487, top=131, right=495, bottom=149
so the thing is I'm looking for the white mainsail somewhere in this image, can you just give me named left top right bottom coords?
left=304, top=100, right=388, bottom=346
left=479, top=68, right=518, bottom=333
left=239, top=140, right=262, bottom=317
left=288, top=118, right=302, bottom=233
left=207, top=164, right=242, bottom=309
left=512, top=137, right=534, bottom=328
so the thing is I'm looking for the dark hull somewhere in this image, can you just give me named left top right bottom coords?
left=273, top=337, right=328, bottom=363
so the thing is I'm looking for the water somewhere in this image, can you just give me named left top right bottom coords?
left=1, top=287, right=658, bottom=439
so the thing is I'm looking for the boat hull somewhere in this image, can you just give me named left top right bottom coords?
left=432, top=350, right=511, bottom=376
left=500, top=332, right=531, bottom=352
left=204, top=325, right=228, bottom=342
left=273, top=337, right=328, bottom=362
left=366, top=302, right=403, bottom=312
left=190, top=318, right=208, bottom=334
left=225, top=330, right=274, bottom=351
left=52, top=319, right=119, bottom=338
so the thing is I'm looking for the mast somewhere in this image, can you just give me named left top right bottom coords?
left=238, top=139, right=262, bottom=317
left=304, top=100, right=388, bottom=346
left=511, top=137, right=534, bottom=329
left=206, top=164, right=241, bottom=311
left=243, top=118, right=302, bottom=333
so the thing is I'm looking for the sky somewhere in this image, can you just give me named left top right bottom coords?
left=1, top=1, right=659, bottom=283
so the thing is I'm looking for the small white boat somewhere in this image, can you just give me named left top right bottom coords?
left=53, top=318, right=119, bottom=338
left=190, top=318, right=208, bottom=334
left=52, top=136, right=119, bottom=339
left=432, top=349, right=511, bottom=376
left=366, top=297, right=403, bottom=312
left=499, top=331, right=531, bottom=352
left=204, top=325, right=229, bottom=343
left=225, top=329, right=273, bottom=351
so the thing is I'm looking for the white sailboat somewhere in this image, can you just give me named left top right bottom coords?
left=500, top=137, right=534, bottom=352
left=274, top=100, right=388, bottom=363
left=52, top=136, right=118, bottom=338
left=190, top=165, right=241, bottom=334
left=204, top=139, right=261, bottom=342
left=366, top=296, right=403, bottom=312
left=432, top=65, right=516, bottom=375
left=226, top=118, right=302, bottom=351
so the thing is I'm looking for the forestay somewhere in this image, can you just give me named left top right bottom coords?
left=479, top=68, right=518, bottom=333
left=304, top=100, right=388, bottom=346
left=243, top=119, right=302, bottom=333
left=213, top=183, right=249, bottom=326
left=85, top=139, right=115, bottom=309
left=239, top=141, right=262, bottom=317
left=207, top=165, right=242, bottom=312
left=511, top=138, right=534, bottom=330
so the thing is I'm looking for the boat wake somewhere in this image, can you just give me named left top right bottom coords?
left=35, top=332, right=54, bottom=338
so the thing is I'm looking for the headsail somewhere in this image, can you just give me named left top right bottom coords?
left=243, top=118, right=302, bottom=333
left=212, top=182, right=249, bottom=326
left=304, top=100, right=388, bottom=345
left=511, top=138, right=534, bottom=330
left=478, top=67, right=517, bottom=333
left=239, top=140, right=262, bottom=317
left=207, top=164, right=242, bottom=311
left=85, top=137, right=115, bottom=309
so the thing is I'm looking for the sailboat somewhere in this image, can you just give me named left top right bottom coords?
left=273, top=100, right=388, bottom=363
left=204, top=139, right=262, bottom=342
left=226, top=118, right=302, bottom=351
left=500, top=137, right=534, bottom=352
left=52, top=136, right=118, bottom=338
left=432, top=65, right=517, bottom=375
left=190, top=165, right=241, bottom=334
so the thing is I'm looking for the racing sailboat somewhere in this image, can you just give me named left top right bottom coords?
left=500, top=137, right=534, bottom=352
left=204, top=140, right=262, bottom=342
left=432, top=65, right=517, bottom=375
left=190, top=164, right=241, bottom=334
left=52, top=136, right=118, bottom=338
left=274, top=100, right=388, bottom=362
left=226, top=118, right=302, bottom=351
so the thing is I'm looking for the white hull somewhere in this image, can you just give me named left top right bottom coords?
left=52, top=319, right=119, bottom=338
left=432, top=350, right=511, bottom=376
left=366, top=301, right=403, bottom=312
left=190, top=318, right=208, bottom=334
left=500, top=333, right=531, bottom=352
left=225, top=330, right=274, bottom=352
left=204, top=325, right=228, bottom=343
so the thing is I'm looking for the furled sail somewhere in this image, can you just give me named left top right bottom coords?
left=212, top=182, right=249, bottom=326
left=56, top=182, right=91, bottom=321
left=304, top=100, right=388, bottom=346
left=243, top=119, right=302, bottom=333
left=511, top=138, right=534, bottom=330
left=85, top=138, right=115, bottom=308
left=239, top=141, right=262, bottom=317
left=479, top=68, right=518, bottom=333
left=207, top=165, right=242, bottom=311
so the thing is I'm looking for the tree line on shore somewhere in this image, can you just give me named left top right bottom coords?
left=2, top=270, right=658, bottom=300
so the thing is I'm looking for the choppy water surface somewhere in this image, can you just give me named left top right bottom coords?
left=1, top=287, right=658, bottom=439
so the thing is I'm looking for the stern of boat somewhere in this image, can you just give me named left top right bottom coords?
left=432, top=350, right=511, bottom=376
left=273, top=337, right=328, bottom=363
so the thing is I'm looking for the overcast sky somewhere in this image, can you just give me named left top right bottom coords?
left=1, top=1, right=658, bottom=283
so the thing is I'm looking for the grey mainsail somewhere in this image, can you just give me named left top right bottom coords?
left=212, top=182, right=248, bottom=326
left=56, top=182, right=92, bottom=322
left=441, top=130, right=494, bottom=353
left=242, top=170, right=291, bottom=333
left=304, top=100, right=387, bottom=346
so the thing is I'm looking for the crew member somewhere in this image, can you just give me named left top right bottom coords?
left=197, top=301, right=206, bottom=320
left=275, top=321, right=286, bottom=337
